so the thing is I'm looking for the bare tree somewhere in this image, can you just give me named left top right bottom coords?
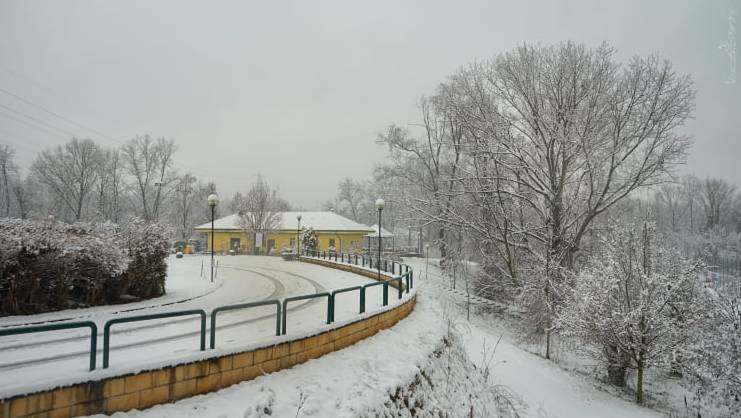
left=377, top=96, right=464, bottom=259
left=170, top=173, right=209, bottom=241
left=654, top=184, right=688, bottom=232
left=0, top=145, right=17, bottom=217
left=337, top=178, right=365, bottom=221
left=93, top=149, right=125, bottom=223
left=381, top=42, right=695, bottom=359
left=699, top=177, right=736, bottom=230
left=31, top=138, right=103, bottom=221
left=238, top=175, right=284, bottom=253
left=121, top=135, right=177, bottom=221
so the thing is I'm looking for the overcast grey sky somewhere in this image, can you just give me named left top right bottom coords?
left=0, top=0, right=739, bottom=209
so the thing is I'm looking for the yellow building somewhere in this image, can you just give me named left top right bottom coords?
left=193, top=211, right=373, bottom=255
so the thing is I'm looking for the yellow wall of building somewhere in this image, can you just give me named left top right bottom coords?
left=201, top=230, right=368, bottom=254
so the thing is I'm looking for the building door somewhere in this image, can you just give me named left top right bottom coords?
left=230, top=238, right=241, bottom=254
left=267, top=239, right=276, bottom=254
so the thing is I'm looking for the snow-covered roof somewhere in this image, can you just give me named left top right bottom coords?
left=194, top=211, right=373, bottom=233
left=365, top=224, right=394, bottom=238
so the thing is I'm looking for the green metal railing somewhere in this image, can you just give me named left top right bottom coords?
left=329, top=286, right=363, bottom=322
left=210, top=301, right=281, bottom=349
left=281, top=293, right=331, bottom=335
left=0, top=321, right=98, bottom=371
left=103, top=309, right=207, bottom=368
left=362, top=281, right=388, bottom=309
left=1, top=252, right=414, bottom=372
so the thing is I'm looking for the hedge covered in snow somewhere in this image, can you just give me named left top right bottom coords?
left=0, top=218, right=170, bottom=315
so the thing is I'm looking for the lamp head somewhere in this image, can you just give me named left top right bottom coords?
left=375, top=198, right=385, bottom=211
left=297, top=214, right=302, bottom=221
left=207, top=193, right=220, bottom=207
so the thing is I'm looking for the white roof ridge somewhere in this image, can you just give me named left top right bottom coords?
left=194, top=211, right=373, bottom=232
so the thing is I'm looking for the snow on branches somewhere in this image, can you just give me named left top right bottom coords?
left=558, top=220, right=705, bottom=404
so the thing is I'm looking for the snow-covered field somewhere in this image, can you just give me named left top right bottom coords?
left=0, top=255, right=398, bottom=399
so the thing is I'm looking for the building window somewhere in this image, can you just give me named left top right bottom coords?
left=289, top=238, right=295, bottom=247
left=329, top=238, right=335, bottom=248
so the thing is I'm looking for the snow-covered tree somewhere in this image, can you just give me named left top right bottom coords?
left=558, top=220, right=704, bottom=404
left=301, top=227, right=319, bottom=252
left=681, top=288, right=741, bottom=416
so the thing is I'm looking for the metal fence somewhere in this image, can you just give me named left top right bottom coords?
left=0, top=253, right=414, bottom=371
left=704, top=255, right=741, bottom=297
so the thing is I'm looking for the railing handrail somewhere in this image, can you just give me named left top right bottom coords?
left=210, top=300, right=281, bottom=348
left=0, top=321, right=98, bottom=371
left=281, top=292, right=331, bottom=335
left=330, top=286, right=363, bottom=321
left=103, top=309, right=207, bottom=368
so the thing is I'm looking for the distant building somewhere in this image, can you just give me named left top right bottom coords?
left=194, top=211, right=373, bottom=254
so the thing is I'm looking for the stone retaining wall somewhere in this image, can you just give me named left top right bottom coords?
left=0, top=263, right=416, bottom=418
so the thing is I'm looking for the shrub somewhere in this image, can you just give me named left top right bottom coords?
left=119, top=219, right=170, bottom=299
left=0, top=218, right=127, bottom=315
left=0, top=218, right=170, bottom=316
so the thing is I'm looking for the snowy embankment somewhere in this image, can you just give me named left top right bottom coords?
left=406, top=257, right=666, bottom=418
left=86, top=284, right=515, bottom=417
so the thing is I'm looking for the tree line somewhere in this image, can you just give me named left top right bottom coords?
left=0, top=136, right=216, bottom=242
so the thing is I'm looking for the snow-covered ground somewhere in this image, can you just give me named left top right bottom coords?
left=89, top=295, right=444, bottom=418
left=405, top=257, right=666, bottom=418
left=76, top=256, right=675, bottom=418
left=0, top=255, right=400, bottom=399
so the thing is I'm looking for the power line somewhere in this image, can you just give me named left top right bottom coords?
left=0, top=87, right=119, bottom=142
left=0, top=108, right=71, bottom=140
left=0, top=103, right=80, bottom=139
left=0, top=72, right=215, bottom=182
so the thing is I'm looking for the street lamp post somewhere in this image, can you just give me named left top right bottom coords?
left=425, top=243, right=430, bottom=281
left=207, top=193, right=220, bottom=283
left=375, top=199, right=385, bottom=281
left=296, top=214, right=302, bottom=260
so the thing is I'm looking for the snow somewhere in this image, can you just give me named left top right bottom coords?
left=85, top=288, right=442, bottom=418
left=0, top=255, right=408, bottom=399
left=76, top=255, right=675, bottom=418
left=365, top=224, right=394, bottom=238
left=405, top=257, right=667, bottom=418
left=194, top=211, right=373, bottom=232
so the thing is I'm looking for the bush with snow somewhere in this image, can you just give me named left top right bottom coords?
left=0, top=218, right=127, bottom=314
left=301, top=227, right=318, bottom=253
left=118, top=218, right=170, bottom=299
left=558, top=220, right=705, bottom=404
left=0, top=217, right=169, bottom=315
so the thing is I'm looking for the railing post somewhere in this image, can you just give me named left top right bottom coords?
left=360, top=287, right=366, bottom=313
left=383, top=282, right=388, bottom=306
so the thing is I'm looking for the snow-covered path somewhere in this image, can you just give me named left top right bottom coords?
left=406, top=257, right=665, bottom=418
left=0, top=255, right=388, bottom=399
